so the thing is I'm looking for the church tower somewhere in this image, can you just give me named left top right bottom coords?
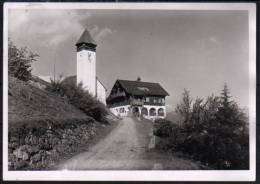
left=76, top=28, right=97, bottom=96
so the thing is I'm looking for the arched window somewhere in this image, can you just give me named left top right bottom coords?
left=141, top=108, right=148, bottom=116
left=158, top=108, right=165, bottom=116
left=132, top=107, right=140, bottom=117
left=132, top=107, right=139, bottom=114
left=149, top=108, right=156, bottom=116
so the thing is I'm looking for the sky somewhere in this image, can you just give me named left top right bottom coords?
left=8, top=9, right=249, bottom=110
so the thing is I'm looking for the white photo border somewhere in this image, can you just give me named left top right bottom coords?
left=2, top=2, right=256, bottom=181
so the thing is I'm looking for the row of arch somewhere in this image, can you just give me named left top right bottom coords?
left=132, top=107, right=165, bottom=117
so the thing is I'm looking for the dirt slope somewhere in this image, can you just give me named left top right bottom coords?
left=8, top=76, right=89, bottom=125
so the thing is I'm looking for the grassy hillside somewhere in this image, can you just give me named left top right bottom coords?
left=8, top=76, right=120, bottom=170
left=8, top=76, right=90, bottom=126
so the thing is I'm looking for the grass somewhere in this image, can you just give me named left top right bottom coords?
left=8, top=76, right=89, bottom=127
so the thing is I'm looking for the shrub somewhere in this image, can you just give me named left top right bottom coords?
left=154, top=119, right=187, bottom=151
left=154, top=119, right=173, bottom=138
left=46, top=78, right=108, bottom=123
left=155, top=84, right=249, bottom=169
left=47, top=75, right=64, bottom=94
left=8, top=40, right=38, bottom=81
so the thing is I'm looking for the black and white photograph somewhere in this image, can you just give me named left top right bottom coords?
left=3, top=2, right=256, bottom=181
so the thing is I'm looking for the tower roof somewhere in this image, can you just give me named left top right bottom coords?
left=76, top=28, right=96, bottom=46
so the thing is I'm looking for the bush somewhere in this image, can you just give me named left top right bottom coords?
left=46, top=78, right=108, bottom=123
left=8, top=40, right=38, bottom=81
left=154, top=84, right=249, bottom=169
left=154, top=119, right=187, bottom=151
left=47, top=75, right=64, bottom=94
left=153, top=119, right=173, bottom=138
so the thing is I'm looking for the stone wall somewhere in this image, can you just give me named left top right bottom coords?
left=8, top=118, right=103, bottom=170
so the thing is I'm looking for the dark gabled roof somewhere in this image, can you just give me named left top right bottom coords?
left=96, top=77, right=107, bottom=91
left=116, top=79, right=169, bottom=96
left=76, top=28, right=96, bottom=46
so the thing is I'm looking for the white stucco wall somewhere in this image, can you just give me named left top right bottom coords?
left=110, top=105, right=131, bottom=117
left=38, top=75, right=52, bottom=83
left=110, top=104, right=166, bottom=119
left=142, top=105, right=166, bottom=120
left=77, top=50, right=96, bottom=96
left=97, top=79, right=106, bottom=105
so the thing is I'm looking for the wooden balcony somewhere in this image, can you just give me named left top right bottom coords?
left=144, top=101, right=165, bottom=106
left=130, top=99, right=144, bottom=106
left=107, top=100, right=130, bottom=108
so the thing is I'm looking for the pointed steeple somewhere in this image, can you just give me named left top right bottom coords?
left=76, top=28, right=97, bottom=52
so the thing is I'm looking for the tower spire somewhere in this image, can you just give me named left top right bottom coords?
left=76, top=28, right=97, bottom=52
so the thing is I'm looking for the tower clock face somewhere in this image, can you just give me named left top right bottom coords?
left=88, top=52, right=92, bottom=62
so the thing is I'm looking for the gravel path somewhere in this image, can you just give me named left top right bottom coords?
left=57, top=117, right=201, bottom=170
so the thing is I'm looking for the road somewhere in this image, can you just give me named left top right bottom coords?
left=57, top=117, right=200, bottom=170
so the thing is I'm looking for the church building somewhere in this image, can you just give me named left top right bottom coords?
left=106, top=78, right=169, bottom=120
left=75, top=28, right=107, bottom=104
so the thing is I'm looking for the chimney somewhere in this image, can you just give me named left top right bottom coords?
left=137, top=77, right=141, bottom=81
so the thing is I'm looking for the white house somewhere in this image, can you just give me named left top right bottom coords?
left=106, top=78, right=169, bottom=120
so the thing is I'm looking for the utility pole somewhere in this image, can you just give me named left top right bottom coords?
left=53, top=48, right=56, bottom=81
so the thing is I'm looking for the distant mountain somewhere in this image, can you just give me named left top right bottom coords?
left=166, top=111, right=182, bottom=123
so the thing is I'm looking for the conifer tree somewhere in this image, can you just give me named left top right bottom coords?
left=214, top=83, right=248, bottom=169
left=175, top=89, right=192, bottom=124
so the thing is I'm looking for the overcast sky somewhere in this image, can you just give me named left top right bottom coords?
left=8, top=9, right=249, bottom=109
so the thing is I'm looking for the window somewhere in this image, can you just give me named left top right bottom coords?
left=141, top=108, right=148, bottom=115
left=158, top=108, right=165, bottom=116
left=137, top=87, right=149, bottom=91
left=146, top=97, right=149, bottom=102
left=120, top=108, right=125, bottom=113
left=150, top=108, right=156, bottom=116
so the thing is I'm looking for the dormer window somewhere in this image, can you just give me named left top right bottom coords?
left=146, top=97, right=149, bottom=102
left=162, top=98, right=165, bottom=103
left=137, top=87, right=149, bottom=91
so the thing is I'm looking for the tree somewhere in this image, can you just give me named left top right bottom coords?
left=213, top=84, right=249, bottom=169
left=221, top=84, right=233, bottom=107
left=172, top=85, right=249, bottom=169
left=175, top=89, right=192, bottom=125
left=47, top=74, right=64, bottom=94
left=217, top=83, right=246, bottom=129
left=8, top=40, right=38, bottom=81
left=191, top=97, right=204, bottom=126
